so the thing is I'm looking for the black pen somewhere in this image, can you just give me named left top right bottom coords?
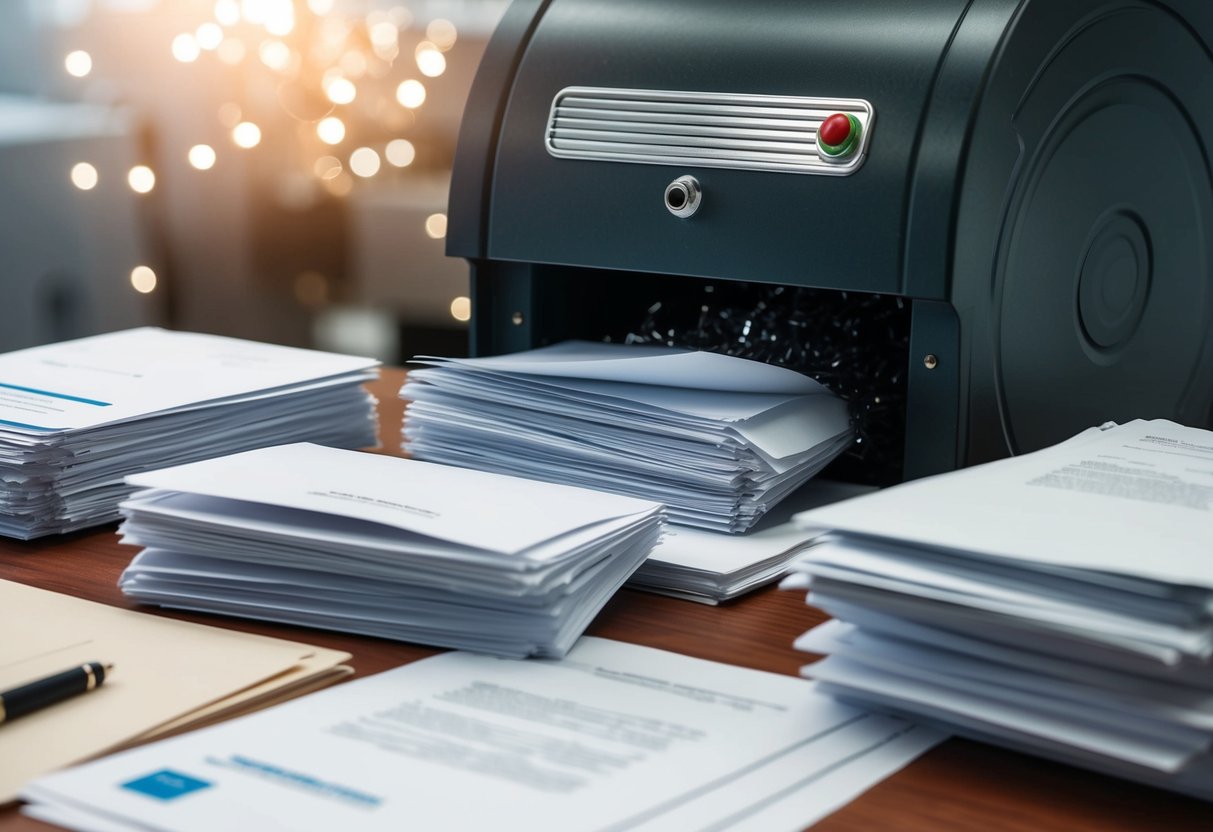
left=0, top=662, right=112, bottom=724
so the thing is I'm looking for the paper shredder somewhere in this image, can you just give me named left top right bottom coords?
left=446, top=0, right=1213, bottom=484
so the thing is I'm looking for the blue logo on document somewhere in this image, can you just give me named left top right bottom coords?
left=121, top=769, right=213, bottom=801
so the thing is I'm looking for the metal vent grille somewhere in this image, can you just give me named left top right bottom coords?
left=545, top=87, right=873, bottom=175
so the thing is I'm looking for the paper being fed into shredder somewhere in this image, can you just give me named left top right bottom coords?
left=445, top=0, right=1213, bottom=486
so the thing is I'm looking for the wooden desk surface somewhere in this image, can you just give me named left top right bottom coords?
left=2, top=369, right=1210, bottom=831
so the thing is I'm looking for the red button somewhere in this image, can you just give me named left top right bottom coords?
left=819, top=113, right=853, bottom=148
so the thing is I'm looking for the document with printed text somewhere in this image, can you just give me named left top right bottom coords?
left=23, top=638, right=943, bottom=832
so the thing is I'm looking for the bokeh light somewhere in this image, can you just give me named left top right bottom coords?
left=415, top=43, right=446, bottom=77
left=127, top=166, right=156, bottom=194
left=232, top=121, right=262, bottom=148
left=196, top=22, right=224, bottom=50
left=242, top=0, right=294, bottom=30
left=171, top=33, right=201, bottom=63
left=325, top=77, right=356, bottom=105
left=316, top=116, right=346, bottom=145
left=313, top=156, right=342, bottom=179
left=396, top=79, right=425, bottom=109
left=217, top=37, right=246, bottom=65
left=70, top=163, right=99, bottom=191
left=259, top=39, right=292, bottom=71
left=384, top=139, right=415, bottom=168
left=214, top=0, right=240, bottom=26
left=349, top=147, right=381, bottom=178
left=130, top=266, right=157, bottom=294
left=450, top=296, right=471, bottom=322
left=64, top=50, right=92, bottom=78
left=425, top=213, right=448, bottom=239
left=369, top=21, right=398, bottom=49
left=188, top=144, right=217, bottom=170
left=264, top=6, right=295, bottom=36
left=322, top=171, right=353, bottom=197
left=426, top=19, right=457, bottom=51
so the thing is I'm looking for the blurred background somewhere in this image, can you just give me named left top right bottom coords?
left=0, top=0, right=507, bottom=361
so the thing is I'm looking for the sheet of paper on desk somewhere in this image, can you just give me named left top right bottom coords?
left=22, top=637, right=945, bottom=832
left=0, top=579, right=352, bottom=804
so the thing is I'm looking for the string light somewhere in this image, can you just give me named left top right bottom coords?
left=64, top=50, right=92, bottom=77
left=70, top=163, right=98, bottom=190
left=128, top=166, right=156, bottom=194
left=384, top=139, right=415, bottom=167
left=130, top=266, right=157, bottom=294
left=396, top=79, right=425, bottom=109
left=232, top=122, right=262, bottom=148
left=425, top=213, right=447, bottom=239
left=316, top=116, right=346, bottom=145
left=188, top=144, right=217, bottom=170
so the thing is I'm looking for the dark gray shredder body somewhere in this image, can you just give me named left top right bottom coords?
left=447, top=0, right=1213, bottom=483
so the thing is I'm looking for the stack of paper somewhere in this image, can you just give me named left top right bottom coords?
left=402, top=341, right=853, bottom=533
left=117, top=443, right=665, bottom=658
left=782, top=419, right=1213, bottom=799
left=0, top=328, right=378, bottom=539
left=1, top=579, right=351, bottom=803
left=629, top=479, right=874, bottom=604
left=22, top=637, right=944, bottom=832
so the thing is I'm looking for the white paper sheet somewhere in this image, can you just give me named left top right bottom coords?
left=415, top=340, right=827, bottom=395
left=24, top=638, right=943, bottom=832
left=794, top=420, right=1213, bottom=587
left=125, top=443, right=658, bottom=556
left=404, top=341, right=852, bottom=535
left=630, top=481, right=874, bottom=602
left=0, top=328, right=378, bottom=433
left=119, top=445, right=665, bottom=657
